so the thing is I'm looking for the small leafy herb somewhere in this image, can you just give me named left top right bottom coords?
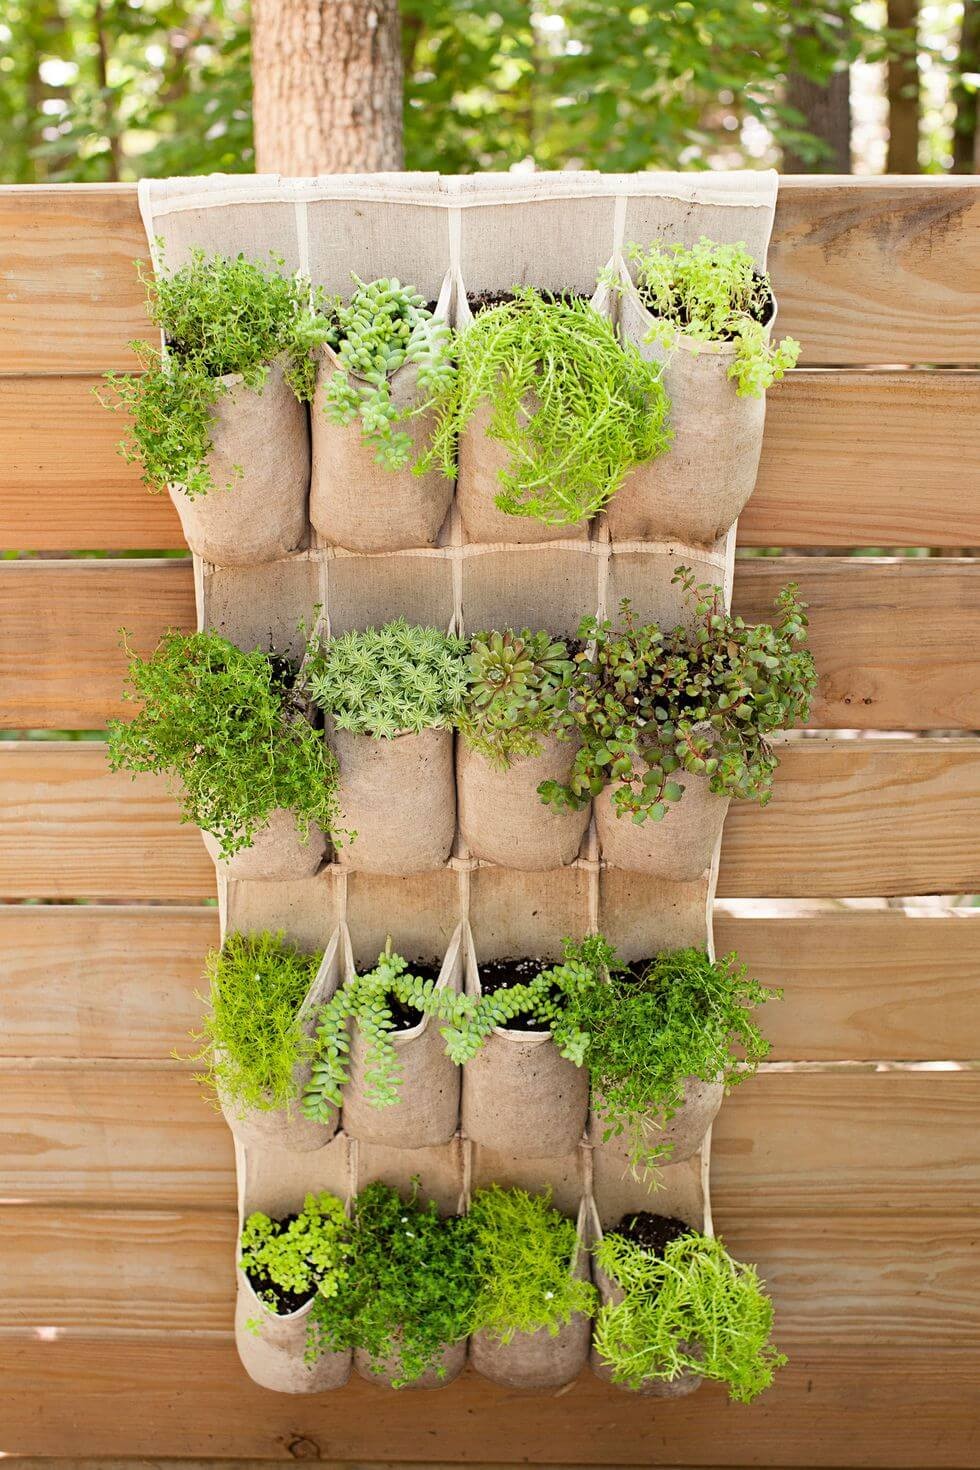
left=423, top=288, right=671, bottom=525
left=320, top=275, right=455, bottom=470
left=593, top=1227, right=786, bottom=1402
left=468, top=1185, right=596, bottom=1343
left=240, top=1192, right=351, bottom=1312
left=460, top=628, right=574, bottom=769
left=624, top=237, right=801, bottom=397
left=307, top=619, right=468, bottom=739
left=107, top=630, right=340, bottom=858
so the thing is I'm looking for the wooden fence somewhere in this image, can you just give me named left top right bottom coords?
left=0, top=176, right=978, bottom=1467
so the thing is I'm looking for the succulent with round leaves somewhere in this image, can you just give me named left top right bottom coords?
left=460, top=628, right=574, bottom=769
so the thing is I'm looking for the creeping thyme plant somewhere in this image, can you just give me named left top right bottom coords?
left=319, top=275, right=454, bottom=469
left=460, top=628, right=574, bottom=768
left=307, top=619, right=468, bottom=738
left=240, top=1191, right=351, bottom=1314
left=423, top=288, right=671, bottom=524
left=468, top=1186, right=596, bottom=1343
left=190, top=931, right=323, bottom=1117
left=624, top=237, right=801, bottom=397
left=101, top=249, right=327, bottom=497
left=106, top=630, right=340, bottom=858
left=593, top=1227, right=786, bottom=1402
left=539, top=566, right=815, bottom=825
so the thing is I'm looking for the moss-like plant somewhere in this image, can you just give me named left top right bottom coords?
left=468, top=1185, right=596, bottom=1343
left=302, top=942, right=471, bottom=1122
left=424, top=288, right=671, bottom=525
left=539, top=566, right=815, bottom=824
left=240, top=1191, right=351, bottom=1313
left=308, top=1180, right=477, bottom=1386
left=460, top=628, right=574, bottom=769
left=623, top=237, right=800, bottom=397
left=307, top=619, right=468, bottom=739
left=101, top=250, right=327, bottom=498
left=320, top=275, right=454, bottom=470
left=593, top=1227, right=786, bottom=1402
left=187, top=931, right=322, bottom=1117
left=107, top=630, right=340, bottom=858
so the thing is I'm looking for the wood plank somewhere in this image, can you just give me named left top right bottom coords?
left=0, top=739, right=976, bottom=900
left=2, top=1342, right=976, bottom=1470
left=3, top=905, right=978, bottom=1062
left=3, top=371, right=979, bottom=552
left=3, top=557, right=980, bottom=731
left=2, top=1067, right=975, bottom=1214
left=1, top=179, right=979, bottom=370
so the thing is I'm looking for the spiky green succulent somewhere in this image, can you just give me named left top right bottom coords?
left=460, top=628, right=574, bottom=769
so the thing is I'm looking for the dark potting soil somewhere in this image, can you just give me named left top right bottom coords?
left=377, top=958, right=441, bottom=1031
left=637, top=273, right=775, bottom=339
left=243, top=1213, right=316, bottom=1316
left=613, top=1212, right=692, bottom=1258
left=478, top=956, right=560, bottom=1032
left=468, top=289, right=587, bottom=315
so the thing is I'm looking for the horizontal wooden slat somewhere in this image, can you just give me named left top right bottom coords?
left=1, top=738, right=976, bottom=899
left=3, top=905, right=978, bottom=1062
left=3, top=371, right=979, bottom=552
left=3, top=557, right=979, bottom=730
left=1, top=179, right=979, bottom=371
left=2, top=1067, right=974, bottom=1213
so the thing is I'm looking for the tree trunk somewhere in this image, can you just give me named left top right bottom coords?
left=886, top=0, right=920, bottom=172
left=252, top=0, right=403, bottom=174
left=783, top=67, right=851, bottom=172
left=952, top=0, right=979, bottom=173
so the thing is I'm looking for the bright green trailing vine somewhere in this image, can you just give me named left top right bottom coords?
left=306, top=619, right=468, bottom=739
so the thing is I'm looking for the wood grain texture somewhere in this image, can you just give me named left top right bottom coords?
left=3, top=905, right=977, bottom=1062
left=3, top=557, right=979, bottom=731
left=3, top=371, right=979, bottom=552
left=1, top=739, right=977, bottom=899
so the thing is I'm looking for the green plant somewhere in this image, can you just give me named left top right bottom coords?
left=240, top=1192, right=351, bottom=1310
left=593, top=1227, right=786, bottom=1402
left=623, top=238, right=800, bottom=397
left=460, top=628, right=574, bottom=768
left=100, top=249, right=327, bottom=497
left=423, top=288, right=671, bottom=525
left=302, top=942, right=472, bottom=1121
left=320, top=275, right=455, bottom=470
left=308, top=1180, right=477, bottom=1386
left=106, top=630, right=341, bottom=858
left=306, top=619, right=468, bottom=738
left=539, top=567, right=815, bottom=824
left=187, top=931, right=322, bottom=1116
left=468, top=1185, right=596, bottom=1343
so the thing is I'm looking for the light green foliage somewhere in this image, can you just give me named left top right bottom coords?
left=320, top=276, right=455, bottom=470
left=460, top=628, right=574, bottom=769
left=306, top=619, right=468, bottom=739
left=539, top=566, right=815, bottom=824
left=189, top=931, right=323, bottom=1116
left=308, top=1180, right=477, bottom=1386
left=468, top=1185, right=597, bottom=1344
left=302, top=943, right=472, bottom=1121
left=593, top=1229, right=786, bottom=1402
left=106, top=630, right=340, bottom=858
left=240, top=1192, right=351, bottom=1309
left=101, top=251, right=327, bottom=497
left=624, top=238, right=801, bottom=397
left=424, top=289, right=671, bottom=526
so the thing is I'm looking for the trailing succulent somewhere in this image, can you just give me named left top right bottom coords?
left=190, top=931, right=323, bottom=1117
left=240, top=1191, right=351, bottom=1312
left=423, top=288, right=672, bottom=525
left=319, top=275, right=454, bottom=470
left=101, top=249, right=327, bottom=497
left=593, top=1226, right=786, bottom=1402
left=306, top=619, right=468, bottom=739
left=460, top=628, right=574, bottom=768
left=539, top=566, right=815, bottom=825
left=623, top=237, right=801, bottom=397
left=106, top=630, right=341, bottom=858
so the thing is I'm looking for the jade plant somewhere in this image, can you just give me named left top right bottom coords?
left=240, top=1191, right=351, bottom=1315
left=468, top=1185, right=596, bottom=1343
left=539, top=566, right=816, bottom=825
left=319, top=275, right=454, bottom=470
left=306, top=619, right=468, bottom=739
left=593, top=1218, right=786, bottom=1402
left=423, top=288, right=671, bottom=525
left=107, top=630, right=340, bottom=858
left=189, top=931, right=323, bottom=1117
left=623, top=237, right=800, bottom=397
left=101, top=249, right=327, bottom=497
left=459, top=628, right=574, bottom=768
left=308, top=1180, right=477, bottom=1386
